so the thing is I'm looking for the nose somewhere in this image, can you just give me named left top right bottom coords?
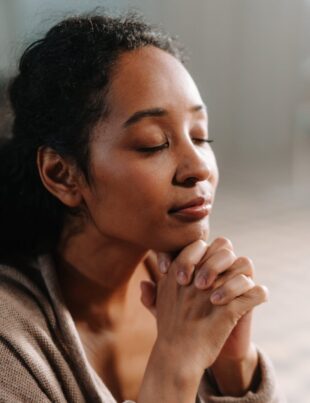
left=173, top=141, right=214, bottom=186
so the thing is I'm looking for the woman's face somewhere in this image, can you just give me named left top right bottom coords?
left=81, top=46, right=219, bottom=252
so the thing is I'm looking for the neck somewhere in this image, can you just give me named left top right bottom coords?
left=54, top=218, right=150, bottom=330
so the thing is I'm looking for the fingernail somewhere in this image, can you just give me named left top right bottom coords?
left=177, top=271, right=187, bottom=284
left=195, top=274, right=207, bottom=289
left=159, top=260, right=168, bottom=274
left=158, top=255, right=169, bottom=274
left=211, top=291, right=222, bottom=303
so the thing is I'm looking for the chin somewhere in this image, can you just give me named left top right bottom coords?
left=151, top=222, right=211, bottom=253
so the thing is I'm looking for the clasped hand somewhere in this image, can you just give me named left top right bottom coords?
left=140, top=238, right=268, bottom=394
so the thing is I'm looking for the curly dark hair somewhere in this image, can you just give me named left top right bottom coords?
left=0, top=12, right=183, bottom=264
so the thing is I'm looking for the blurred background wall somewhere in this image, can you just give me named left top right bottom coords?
left=1, top=0, right=310, bottom=194
left=0, top=1, right=309, bottom=401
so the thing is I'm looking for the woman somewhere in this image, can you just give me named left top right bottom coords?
left=0, top=12, right=283, bottom=402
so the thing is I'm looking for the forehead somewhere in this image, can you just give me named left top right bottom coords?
left=106, top=46, right=203, bottom=120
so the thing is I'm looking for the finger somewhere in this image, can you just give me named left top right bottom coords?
left=211, top=256, right=255, bottom=290
left=230, top=256, right=255, bottom=278
left=170, top=240, right=208, bottom=285
left=140, top=280, right=157, bottom=317
left=205, top=237, right=234, bottom=258
left=194, top=248, right=236, bottom=289
left=210, top=274, right=255, bottom=305
left=227, top=285, right=269, bottom=323
left=156, top=252, right=172, bottom=274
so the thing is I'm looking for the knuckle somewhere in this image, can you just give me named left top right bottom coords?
left=225, top=248, right=236, bottom=260
left=256, top=285, right=269, bottom=301
left=214, top=237, right=234, bottom=250
left=239, top=273, right=254, bottom=286
left=220, top=248, right=237, bottom=265
left=195, top=239, right=208, bottom=249
left=207, top=249, right=236, bottom=274
left=240, top=256, right=255, bottom=269
left=237, top=256, right=252, bottom=266
left=250, top=285, right=269, bottom=303
left=235, top=256, right=255, bottom=276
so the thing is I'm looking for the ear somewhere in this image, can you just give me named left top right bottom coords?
left=37, top=147, right=83, bottom=208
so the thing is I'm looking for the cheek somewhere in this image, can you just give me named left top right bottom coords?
left=90, top=158, right=172, bottom=222
left=84, top=162, right=174, bottom=248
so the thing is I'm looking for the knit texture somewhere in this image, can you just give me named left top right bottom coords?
left=0, top=256, right=284, bottom=402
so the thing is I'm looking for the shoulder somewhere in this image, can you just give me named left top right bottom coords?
left=0, top=261, right=57, bottom=339
left=0, top=261, right=80, bottom=402
left=0, top=259, right=114, bottom=402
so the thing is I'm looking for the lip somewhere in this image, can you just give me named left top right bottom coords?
left=168, top=197, right=212, bottom=222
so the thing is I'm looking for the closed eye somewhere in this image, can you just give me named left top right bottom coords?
left=137, top=142, right=169, bottom=153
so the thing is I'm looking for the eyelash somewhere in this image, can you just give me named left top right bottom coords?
left=138, top=139, right=214, bottom=153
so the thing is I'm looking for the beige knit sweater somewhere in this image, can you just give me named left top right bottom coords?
left=0, top=256, right=285, bottom=403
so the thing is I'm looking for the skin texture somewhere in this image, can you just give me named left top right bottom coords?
left=37, top=46, right=268, bottom=402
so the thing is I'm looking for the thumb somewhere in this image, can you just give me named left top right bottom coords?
left=140, top=280, right=157, bottom=317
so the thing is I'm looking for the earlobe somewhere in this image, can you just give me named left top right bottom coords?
left=37, top=147, right=83, bottom=208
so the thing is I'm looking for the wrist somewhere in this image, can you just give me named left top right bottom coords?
left=138, top=339, right=203, bottom=403
left=153, top=338, right=205, bottom=383
left=210, top=343, right=260, bottom=397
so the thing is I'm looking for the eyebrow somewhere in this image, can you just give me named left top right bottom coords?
left=122, top=103, right=207, bottom=128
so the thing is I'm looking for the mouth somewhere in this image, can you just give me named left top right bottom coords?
left=168, top=196, right=212, bottom=222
